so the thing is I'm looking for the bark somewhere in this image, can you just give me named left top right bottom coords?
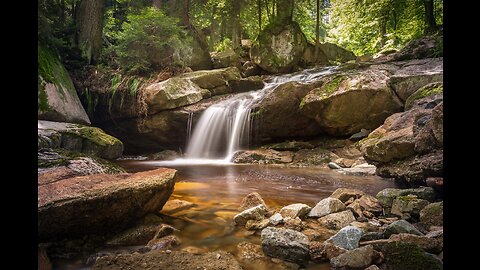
left=232, top=0, right=241, bottom=50
left=424, top=0, right=436, bottom=33
left=77, top=0, right=105, bottom=64
left=276, top=0, right=293, bottom=23
left=210, top=4, right=217, bottom=51
left=314, top=0, right=320, bottom=61
left=380, top=13, right=388, bottom=48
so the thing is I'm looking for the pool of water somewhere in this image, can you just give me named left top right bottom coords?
left=52, top=162, right=398, bottom=270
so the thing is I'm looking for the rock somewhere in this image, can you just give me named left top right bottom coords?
left=328, top=162, right=342, bottom=169
left=405, top=82, right=443, bottom=110
left=361, top=232, right=384, bottom=242
left=236, top=242, right=265, bottom=261
left=389, top=58, right=443, bottom=102
left=252, top=81, right=323, bottom=141
left=260, top=227, right=310, bottom=264
left=310, top=241, right=347, bottom=262
left=300, top=68, right=403, bottom=136
left=38, top=120, right=123, bottom=159
left=426, top=177, right=443, bottom=193
left=279, top=203, right=311, bottom=219
left=229, top=76, right=265, bottom=93
left=420, top=202, right=443, bottom=227
left=233, top=205, right=267, bottom=226
left=391, top=195, right=429, bottom=220
left=389, top=233, right=442, bottom=253
left=334, top=158, right=356, bottom=168
left=349, top=129, right=371, bottom=141
left=251, top=22, right=307, bottom=73
left=38, top=246, right=52, bottom=270
left=347, top=201, right=364, bottom=218
left=284, top=217, right=305, bottom=231
left=38, top=43, right=90, bottom=125
left=38, top=168, right=176, bottom=240
left=384, top=220, right=423, bottom=238
left=93, top=250, right=242, bottom=270
left=233, top=149, right=293, bottom=164
left=239, top=192, right=269, bottom=211
left=292, top=148, right=338, bottom=166
left=393, top=34, right=443, bottom=61
left=265, top=141, right=314, bottom=151
left=242, top=61, right=262, bottom=77
left=326, top=225, right=364, bottom=250
left=319, top=42, right=357, bottom=63
left=364, top=265, right=380, bottom=270
left=269, top=213, right=284, bottom=225
left=161, top=199, right=196, bottom=214
left=211, top=49, right=241, bottom=69
left=301, top=42, right=329, bottom=66
left=330, top=188, right=366, bottom=203
left=246, top=219, right=270, bottom=230
left=148, top=150, right=179, bottom=160
left=376, top=187, right=435, bottom=211
left=146, top=235, right=181, bottom=251
left=318, top=210, right=356, bottom=230
left=380, top=242, right=443, bottom=270
left=145, top=77, right=205, bottom=112
left=181, top=246, right=206, bottom=254
left=106, top=224, right=162, bottom=246
left=357, top=195, right=383, bottom=214
left=330, top=245, right=381, bottom=270
left=338, top=163, right=377, bottom=176
left=152, top=224, right=178, bottom=239
left=308, top=197, right=346, bottom=218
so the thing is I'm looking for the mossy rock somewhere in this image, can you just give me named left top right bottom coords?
left=405, top=82, right=443, bottom=110
left=380, top=242, right=442, bottom=270
left=419, top=201, right=443, bottom=227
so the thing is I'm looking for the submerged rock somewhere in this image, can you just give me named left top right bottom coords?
left=38, top=168, right=176, bottom=240
left=261, top=227, right=310, bottom=264
left=233, top=205, right=267, bottom=226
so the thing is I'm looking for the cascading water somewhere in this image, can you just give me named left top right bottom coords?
left=160, top=66, right=338, bottom=165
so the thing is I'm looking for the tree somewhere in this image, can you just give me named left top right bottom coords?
left=232, top=0, right=242, bottom=50
left=276, top=0, right=294, bottom=23
left=314, top=0, right=320, bottom=60
left=77, top=0, right=106, bottom=64
left=424, top=0, right=436, bottom=33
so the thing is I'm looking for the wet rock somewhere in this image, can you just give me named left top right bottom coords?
left=246, top=219, right=270, bottom=230
left=283, top=217, right=305, bottom=231
left=152, top=224, right=178, bottom=239
left=389, top=233, right=442, bottom=253
left=233, top=205, right=267, bottom=226
left=162, top=199, right=196, bottom=214
left=266, top=141, right=315, bottom=151
left=338, top=163, right=377, bottom=176
left=292, top=148, right=339, bottom=166
left=426, top=177, right=443, bottom=193
left=420, top=202, right=443, bottom=227
left=330, top=245, right=381, bottom=270
left=330, top=188, right=366, bottom=203
left=384, top=220, right=423, bottom=238
left=279, top=203, right=311, bottom=219
left=376, top=187, right=435, bottom=210
left=346, top=201, right=364, bottom=218
left=242, top=61, right=261, bottom=77
left=261, top=227, right=310, bottom=264
left=229, top=76, right=265, bottom=93
left=269, top=213, right=284, bottom=225
left=361, top=232, right=384, bottom=242
left=106, top=224, right=162, bottom=246
left=380, top=242, right=443, bottom=270
left=326, top=225, right=364, bottom=250
left=349, top=129, right=371, bottom=141
left=236, top=242, right=265, bottom=261
left=391, top=195, right=429, bottom=220
left=357, top=195, right=383, bottom=214
left=38, top=168, right=176, bottom=240
left=146, top=235, right=181, bottom=251
left=310, top=241, right=347, bottom=262
left=181, top=246, right=206, bottom=254
left=239, top=192, right=269, bottom=211
left=93, top=250, right=242, bottom=270
left=318, top=210, right=356, bottom=230
left=328, top=162, right=342, bottom=169
left=233, top=149, right=293, bottom=164
left=148, top=150, right=179, bottom=161
left=364, top=265, right=380, bottom=270
left=211, top=49, right=240, bottom=69
left=308, top=197, right=346, bottom=218
left=334, top=158, right=356, bottom=168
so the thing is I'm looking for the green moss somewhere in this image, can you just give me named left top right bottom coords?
left=322, top=75, right=345, bottom=95
left=250, top=108, right=264, bottom=118
left=38, top=76, right=51, bottom=112
left=67, top=126, right=122, bottom=147
left=381, top=242, right=442, bottom=270
left=405, top=82, right=443, bottom=109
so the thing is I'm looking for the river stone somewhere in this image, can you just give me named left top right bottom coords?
left=376, top=187, right=435, bottom=209
left=239, top=192, right=268, bottom=211
left=310, top=241, right=347, bottom=262
left=308, top=197, right=346, bottom=218
left=357, top=195, right=383, bottom=214
left=384, top=220, right=423, bottom=238
left=389, top=233, right=442, bottom=253
left=146, top=235, right=181, bottom=251
left=361, top=232, right=384, bottom=242
left=260, top=227, right=310, bottom=264
left=364, top=265, right=381, bottom=270
left=328, top=162, right=342, bottom=169
left=161, top=199, right=196, bottom=214
left=346, top=200, right=363, bottom=218
left=279, top=203, right=311, bottom=219
left=106, top=224, right=161, bottom=246
left=330, top=245, right=380, bottom=270
left=380, top=242, right=443, bottom=270
left=318, top=210, right=356, bottom=230
left=326, top=225, right=364, bottom=250
left=38, top=168, right=176, bottom=240
left=269, top=213, right=284, bottom=225
left=233, top=205, right=267, bottom=226
left=391, top=195, right=429, bottom=219
left=330, top=188, right=366, bottom=203
left=233, top=149, right=294, bottom=164
left=338, top=163, right=377, bottom=176
left=211, top=49, right=240, bottom=69
left=145, top=77, right=204, bottom=112
left=93, top=250, right=242, bottom=270
left=38, top=120, right=123, bottom=160
left=236, top=242, right=265, bottom=261
left=245, top=219, right=270, bottom=231
left=38, top=43, right=90, bottom=125
left=420, top=202, right=443, bottom=227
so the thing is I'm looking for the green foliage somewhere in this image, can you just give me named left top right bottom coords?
left=114, top=7, right=193, bottom=74
left=129, top=78, right=141, bottom=97
left=214, top=38, right=233, bottom=52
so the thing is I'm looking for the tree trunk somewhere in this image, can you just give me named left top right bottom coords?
left=276, top=0, right=293, bottom=23
left=258, top=0, right=262, bottom=31
left=380, top=13, right=387, bottom=48
left=152, top=0, right=162, bottom=9
left=77, top=0, right=105, bottom=64
left=424, top=0, right=436, bottom=33
left=272, top=0, right=276, bottom=18
left=161, top=0, right=189, bottom=27
left=314, top=0, right=320, bottom=61
left=210, top=4, right=216, bottom=51
left=182, top=0, right=190, bottom=26
left=264, top=0, right=271, bottom=22
left=232, top=0, right=241, bottom=51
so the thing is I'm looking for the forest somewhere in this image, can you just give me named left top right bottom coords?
left=38, top=1, right=444, bottom=270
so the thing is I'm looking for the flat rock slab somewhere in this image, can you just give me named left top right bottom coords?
left=38, top=168, right=176, bottom=240
left=93, top=250, right=242, bottom=270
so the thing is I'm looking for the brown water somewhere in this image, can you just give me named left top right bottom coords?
left=53, top=162, right=398, bottom=270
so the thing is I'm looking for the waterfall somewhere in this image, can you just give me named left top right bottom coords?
left=160, top=66, right=338, bottom=165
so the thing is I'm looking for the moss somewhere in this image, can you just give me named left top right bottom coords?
left=67, top=125, right=122, bottom=147
left=250, top=108, right=264, bottom=118
left=322, top=75, right=345, bottom=95
left=381, top=242, right=442, bottom=270
left=405, top=82, right=443, bottom=109
left=38, top=76, right=51, bottom=112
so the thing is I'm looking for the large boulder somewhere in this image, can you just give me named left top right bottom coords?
left=38, top=168, right=176, bottom=240
left=317, top=42, right=356, bottom=63
left=420, top=201, right=443, bottom=227
left=232, top=149, right=293, bottom=164
left=318, top=210, right=356, bottom=230
left=38, top=43, right=90, bottom=125
left=300, top=67, right=403, bottom=136
left=38, top=120, right=123, bottom=160
left=261, top=227, right=310, bottom=264
left=392, top=34, right=443, bottom=61
left=211, top=49, right=241, bottom=69
left=251, top=22, right=307, bottom=73
left=330, top=245, right=381, bottom=270
left=326, top=226, right=364, bottom=250
left=380, top=242, right=443, bottom=270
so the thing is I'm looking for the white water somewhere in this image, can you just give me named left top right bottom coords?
left=157, top=66, right=338, bottom=166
